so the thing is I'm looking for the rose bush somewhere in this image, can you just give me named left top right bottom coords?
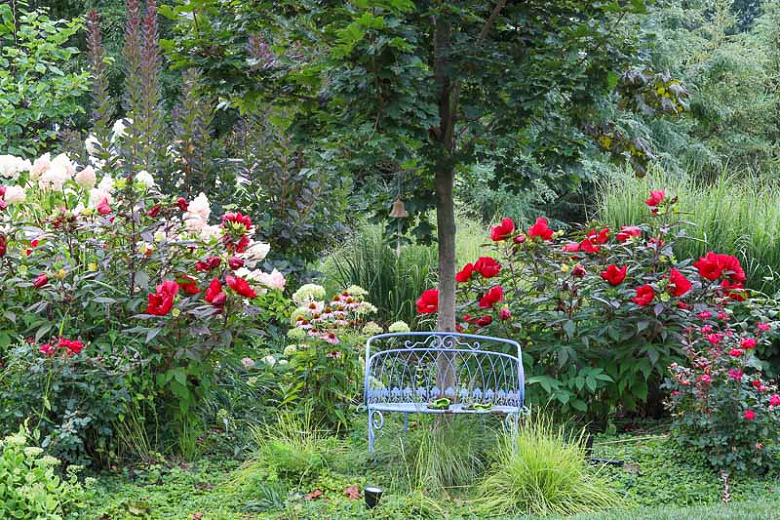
left=0, top=151, right=287, bottom=463
left=417, top=190, right=776, bottom=419
left=665, top=320, right=780, bottom=474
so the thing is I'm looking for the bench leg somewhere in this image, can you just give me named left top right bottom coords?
left=368, top=411, right=375, bottom=454
left=403, top=412, right=409, bottom=435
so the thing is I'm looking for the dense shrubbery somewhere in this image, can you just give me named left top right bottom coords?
left=418, top=190, right=778, bottom=422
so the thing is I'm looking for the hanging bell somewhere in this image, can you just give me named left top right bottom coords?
left=389, top=197, right=408, bottom=218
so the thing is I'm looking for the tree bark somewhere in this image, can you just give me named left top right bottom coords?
left=435, top=168, right=457, bottom=333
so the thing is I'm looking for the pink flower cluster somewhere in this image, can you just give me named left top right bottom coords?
left=40, top=337, right=86, bottom=357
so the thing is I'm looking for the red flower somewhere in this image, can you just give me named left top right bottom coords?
left=228, top=256, right=245, bottom=270
left=456, top=263, right=475, bottom=283
left=668, top=268, right=692, bottom=297
left=694, top=252, right=746, bottom=282
left=579, top=238, right=600, bottom=254
left=479, top=286, right=504, bottom=309
left=729, top=349, right=743, bottom=357
left=195, top=256, right=221, bottom=271
left=147, top=204, right=162, bottom=218
left=204, top=279, right=226, bottom=308
left=145, top=280, right=179, bottom=316
left=226, top=275, right=257, bottom=298
left=720, top=279, right=747, bottom=301
left=0, top=235, right=6, bottom=257
left=499, top=308, right=511, bottom=320
left=644, top=190, right=666, bottom=207
left=490, top=218, right=515, bottom=241
left=222, top=212, right=253, bottom=232
left=600, top=265, right=627, bottom=286
left=741, top=337, right=757, bottom=350
left=616, top=225, right=642, bottom=242
left=698, top=311, right=711, bottom=320
left=513, top=235, right=526, bottom=244
left=177, top=197, right=189, bottom=211
left=632, top=284, right=655, bottom=306
left=744, top=410, right=755, bottom=420
left=527, top=218, right=554, bottom=241
left=177, top=275, right=201, bottom=295
left=474, top=257, right=501, bottom=278
left=587, top=228, right=610, bottom=244
left=561, top=242, right=580, bottom=252
left=59, top=338, right=85, bottom=355
left=416, top=289, right=439, bottom=314
left=677, top=301, right=690, bottom=310
left=33, top=273, right=49, bottom=289
left=770, top=395, right=780, bottom=406
left=572, top=264, right=587, bottom=278
left=40, top=343, right=55, bottom=357
left=96, top=197, right=112, bottom=215
left=474, top=315, right=493, bottom=327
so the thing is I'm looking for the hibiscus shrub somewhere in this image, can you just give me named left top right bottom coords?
left=665, top=320, right=780, bottom=474
left=0, top=152, right=287, bottom=463
left=418, top=191, right=768, bottom=419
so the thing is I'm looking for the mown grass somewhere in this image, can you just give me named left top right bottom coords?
left=598, top=168, right=780, bottom=294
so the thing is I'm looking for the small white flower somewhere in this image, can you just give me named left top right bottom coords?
left=200, top=224, right=222, bottom=241
left=23, top=447, right=43, bottom=458
left=240, top=240, right=271, bottom=267
left=135, top=170, right=155, bottom=189
left=184, top=214, right=206, bottom=233
left=241, top=357, right=255, bottom=369
left=154, top=231, right=166, bottom=242
left=97, top=175, right=115, bottom=193
left=111, top=118, right=131, bottom=140
left=278, top=359, right=288, bottom=365
left=388, top=320, right=411, bottom=333
left=262, top=355, right=276, bottom=366
left=292, top=284, right=326, bottom=306
left=74, top=166, right=97, bottom=189
left=4, top=185, right=26, bottom=204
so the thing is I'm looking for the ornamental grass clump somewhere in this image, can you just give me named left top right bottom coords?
left=475, top=413, right=620, bottom=517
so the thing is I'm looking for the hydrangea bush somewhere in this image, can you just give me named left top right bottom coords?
left=0, top=152, right=287, bottom=462
left=417, top=191, right=776, bottom=419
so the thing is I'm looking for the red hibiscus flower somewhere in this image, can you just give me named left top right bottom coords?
left=527, top=218, right=554, bottom=241
left=228, top=256, right=245, bottom=270
left=226, top=275, right=257, bottom=298
left=490, top=218, right=515, bottom=241
left=33, top=273, right=49, bottom=289
left=644, top=190, right=665, bottom=207
left=474, top=315, right=493, bottom=327
left=632, top=284, right=655, bottom=306
left=694, top=252, right=746, bottom=282
left=222, top=212, right=253, bottom=232
left=744, top=410, right=755, bottom=420
left=579, top=238, right=600, bottom=254
left=96, top=197, right=112, bottom=215
left=616, top=225, right=642, bottom=242
left=177, top=275, right=201, bottom=295
left=600, top=265, right=627, bottom=286
left=668, top=268, right=692, bottom=297
left=145, top=280, right=179, bottom=316
left=720, top=279, right=747, bottom=301
left=587, top=228, right=610, bottom=244
left=195, top=256, right=222, bottom=271
left=561, top=242, right=580, bottom=252
left=204, top=278, right=226, bottom=308
left=416, top=289, right=439, bottom=314
left=177, top=197, right=189, bottom=211
left=456, top=263, right=475, bottom=283
left=479, top=286, right=504, bottom=309
left=147, top=204, right=162, bottom=217
left=474, top=257, right=501, bottom=278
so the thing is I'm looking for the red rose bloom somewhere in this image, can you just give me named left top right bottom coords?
left=694, top=252, right=746, bottom=282
left=644, top=190, right=666, bottom=207
left=204, top=278, right=225, bottom=307
left=632, top=284, right=655, bottom=306
left=616, top=225, right=642, bottom=242
left=226, top=275, right=257, bottom=298
left=456, top=263, right=475, bottom=283
left=744, top=410, right=755, bottom=420
left=96, top=197, right=112, bottom=215
left=668, top=268, right=692, bottom=297
left=145, top=280, right=179, bottom=316
left=177, top=275, right=201, bottom=295
left=228, top=256, right=245, bottom=270
left=479, top=286, right=504, bottom=309
left=33, top=273, right=49, bottom=289
left=490, top=218, right=515, bottom=241
left=770, top=395, right=780, bottom=406
left=474, top=315, right=493, bottom=327
left=527, top=218, right=554, bottom=241
left=741, top=337, right=757, bottom=349
left=195, top=256, right=222, bottom=271
left=499, top=308, right=511, bottom=320
left=177, top=197, right=189, bottom=211
left=729, top=349, right=743, bottom=357
left=416, top=289, right=439, bottom=314
left=474, top=257, right=501, bottom=278
left=600, top=265, right=627, bottom=286
left=572, top=264, right=587, bottom=278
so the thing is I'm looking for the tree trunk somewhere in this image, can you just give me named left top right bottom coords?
left=435, top=168, right=457, bottom=333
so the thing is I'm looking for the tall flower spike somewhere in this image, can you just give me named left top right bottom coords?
left=86, top=10, right=113, bottom=146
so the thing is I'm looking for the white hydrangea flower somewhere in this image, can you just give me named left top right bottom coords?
left=357, top=301, right=378, bottom=315
left=292, top=284, right=326, bottom=306
left=30, top=153, right=51, bottom=180
left=4, top=185, right=26, bottom=204
left=74, top=166, right=97, bottom=189
left=85, top=134, right=100, bottom=156
left=200, top=224, right=222, bottom=242
left=262, top=354, right=276, bottom=366
left=39, top=154, right=74, bottom=191
left=0, top=155, right=31, bottom=180
left=97, top=175, right=115, bottom=193
left=184, top=214, right=206, bottom=233
left=240, top=239, right=271, bottom=267
left=388, top=321, right=411, bottom=333
left=135, top=170, right=155, bottom=189
left=185, top=192, right=210, bottom=222
left=362, top=321, right=383, bottom=336
left=346, top=285, right=369, bottom=297
left=258, top=269, right=286, bottom=291
left=89, top=188, right=112, bottom=208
